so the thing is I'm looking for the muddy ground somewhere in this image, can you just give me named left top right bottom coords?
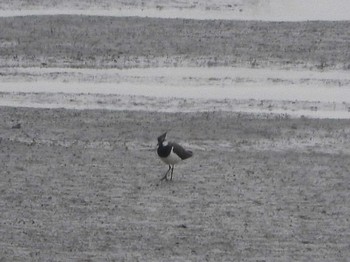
left=0, top=106, right=349, bottom=261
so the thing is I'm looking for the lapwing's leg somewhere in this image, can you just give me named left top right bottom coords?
left=160, top=165, right=171, bottom=181
left=170, top=165, right=174, bottom=181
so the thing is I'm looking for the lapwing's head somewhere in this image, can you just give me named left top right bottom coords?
left=157, top=132, right=167, bottom=145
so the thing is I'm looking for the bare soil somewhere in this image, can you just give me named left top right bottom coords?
left=1, top=106, right=349, bottom=261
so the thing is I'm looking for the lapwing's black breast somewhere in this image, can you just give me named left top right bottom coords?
left=157, top=144, right=172, bottom=158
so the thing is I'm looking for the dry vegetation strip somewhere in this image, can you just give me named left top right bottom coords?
left=1, top=16, right=349, bottom=69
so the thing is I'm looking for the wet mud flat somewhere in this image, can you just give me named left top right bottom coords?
left=0, top=107, right=349, bottom=261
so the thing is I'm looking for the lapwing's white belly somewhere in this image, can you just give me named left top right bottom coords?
left=160, top=148, right=181, bottom=165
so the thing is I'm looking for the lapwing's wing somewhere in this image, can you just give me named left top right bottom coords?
left=171, top=142, right=193, bottom=160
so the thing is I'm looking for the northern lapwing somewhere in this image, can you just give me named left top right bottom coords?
left=157, top=132, right=193, bottom=181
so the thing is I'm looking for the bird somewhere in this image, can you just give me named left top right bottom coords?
left=157, top=132, right=193, bottom=181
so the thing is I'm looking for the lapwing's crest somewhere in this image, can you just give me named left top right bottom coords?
left=157, top=132, right=193, bottom=181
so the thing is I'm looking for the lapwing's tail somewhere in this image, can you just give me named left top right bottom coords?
left=184, top=150, right=193, bottom=159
